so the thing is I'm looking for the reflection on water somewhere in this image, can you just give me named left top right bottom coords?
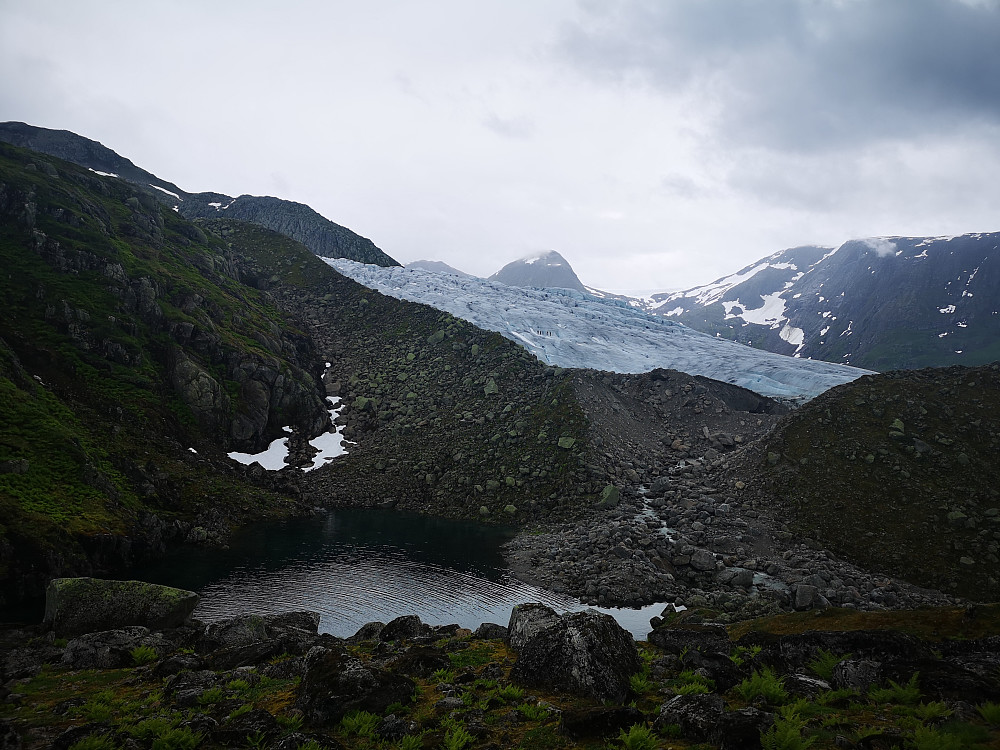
left=127, top=508, right=664, bottom=640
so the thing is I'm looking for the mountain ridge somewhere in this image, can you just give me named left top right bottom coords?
left=0, top=121, right=399, bottom=268
left=642, top=233, right=1000, bottom=371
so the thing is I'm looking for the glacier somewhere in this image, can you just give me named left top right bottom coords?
left=326, top=259, right=870, bottom=401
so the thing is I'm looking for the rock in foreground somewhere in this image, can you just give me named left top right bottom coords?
left=506, top=603, right=640, bottom=702
left=43, top=577, right=199, bottom=637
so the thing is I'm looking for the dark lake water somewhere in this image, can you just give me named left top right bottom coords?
left=125, top=508, right=665, bottom=639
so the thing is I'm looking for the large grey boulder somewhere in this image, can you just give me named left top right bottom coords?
left=43, top=578, right=199, bottom=637
left=506, top=603, right=640, bottom=703
left=296, top=645, right=415, bottom=726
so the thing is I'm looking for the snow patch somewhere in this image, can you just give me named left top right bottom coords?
left=939, top=305, right=956, bottom=314
left=915, top=235, right=960, bottom=248
left=301, top=397, right=351, bottom=471
left=228, top=432, right=291, bottom=470
left=88, top=168, right=118, bottom=178
left=149, top=184, right=181, bottom=200
left=779, top=323, right=805, bottom=349
left=724, top=292, right=787, bottom=327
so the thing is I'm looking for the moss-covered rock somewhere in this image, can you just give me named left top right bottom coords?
left=43, top=577, right=199, bottom=636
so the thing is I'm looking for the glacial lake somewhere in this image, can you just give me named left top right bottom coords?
left=124, top=508, right=666, bottom=640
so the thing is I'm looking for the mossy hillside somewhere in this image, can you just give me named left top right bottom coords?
left=0, top=143, right=330, bottom=593
left=201, top=218, right=596, bottom=522
left=728, top=602, right=1000, bottom=642
left=735, top=364, right=1000, bottom=601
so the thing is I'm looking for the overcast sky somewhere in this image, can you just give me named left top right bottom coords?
left=2, top=0, right=999, bottom=292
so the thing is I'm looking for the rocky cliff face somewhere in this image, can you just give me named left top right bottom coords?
left=645, top=234, right=1000, bottom=371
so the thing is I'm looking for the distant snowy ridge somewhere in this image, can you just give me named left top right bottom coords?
left=326, top=259, right=869, bottom=401
left=638, top=233, right=1000, bottom=371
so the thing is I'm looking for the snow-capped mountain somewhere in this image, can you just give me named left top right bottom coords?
left=488, top=250, right=587, bottom=292
left=326, top=258, right=868, bottom=401
left=643, top=233, right=1000, bottom=371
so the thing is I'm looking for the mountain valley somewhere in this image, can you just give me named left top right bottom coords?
left=0, top=125, right=998, bottom=750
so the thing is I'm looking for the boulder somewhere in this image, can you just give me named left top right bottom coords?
left=596, top=485, right=620, bottom=510
left=689, top=549, right=717, bottom=572
left=166, top=671, right=224, bottom=708
left=348, top=621, right=386, bottom=642
left=777, top=630, right=931, bottom=671
left=506, top=603, right=562, bottom=652
left=296, top=645, right=415, bottom=726
left=199, top=610, right=320, bottom=654
left=62, top=627, right=172, bottom=670
left=648, top=624, right=730, bottom=655
left=379, top=614, right=430, bottom=642
left=506, top=604, right=640, bottom=703
left=832, top=659, right=883, bottom=693
left=43, top=578, right=198, bottom=637
left=472, top=622, right=508, bottom=641
left=655, top=694, right=772, bottom=750
left=382, top=646, right=451, bottom=678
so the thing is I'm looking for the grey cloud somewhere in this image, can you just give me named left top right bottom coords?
left=483, top=113, right=536, bottom=139
left=560, top=0, right=1000, bottom=151
left=659, top=173, right=707, bottom=199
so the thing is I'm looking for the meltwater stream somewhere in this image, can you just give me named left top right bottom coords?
left=127, top=509, right=666, bottom=640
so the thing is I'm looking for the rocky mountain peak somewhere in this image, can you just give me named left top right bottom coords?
left=488, top=250, right=587, bottom=292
